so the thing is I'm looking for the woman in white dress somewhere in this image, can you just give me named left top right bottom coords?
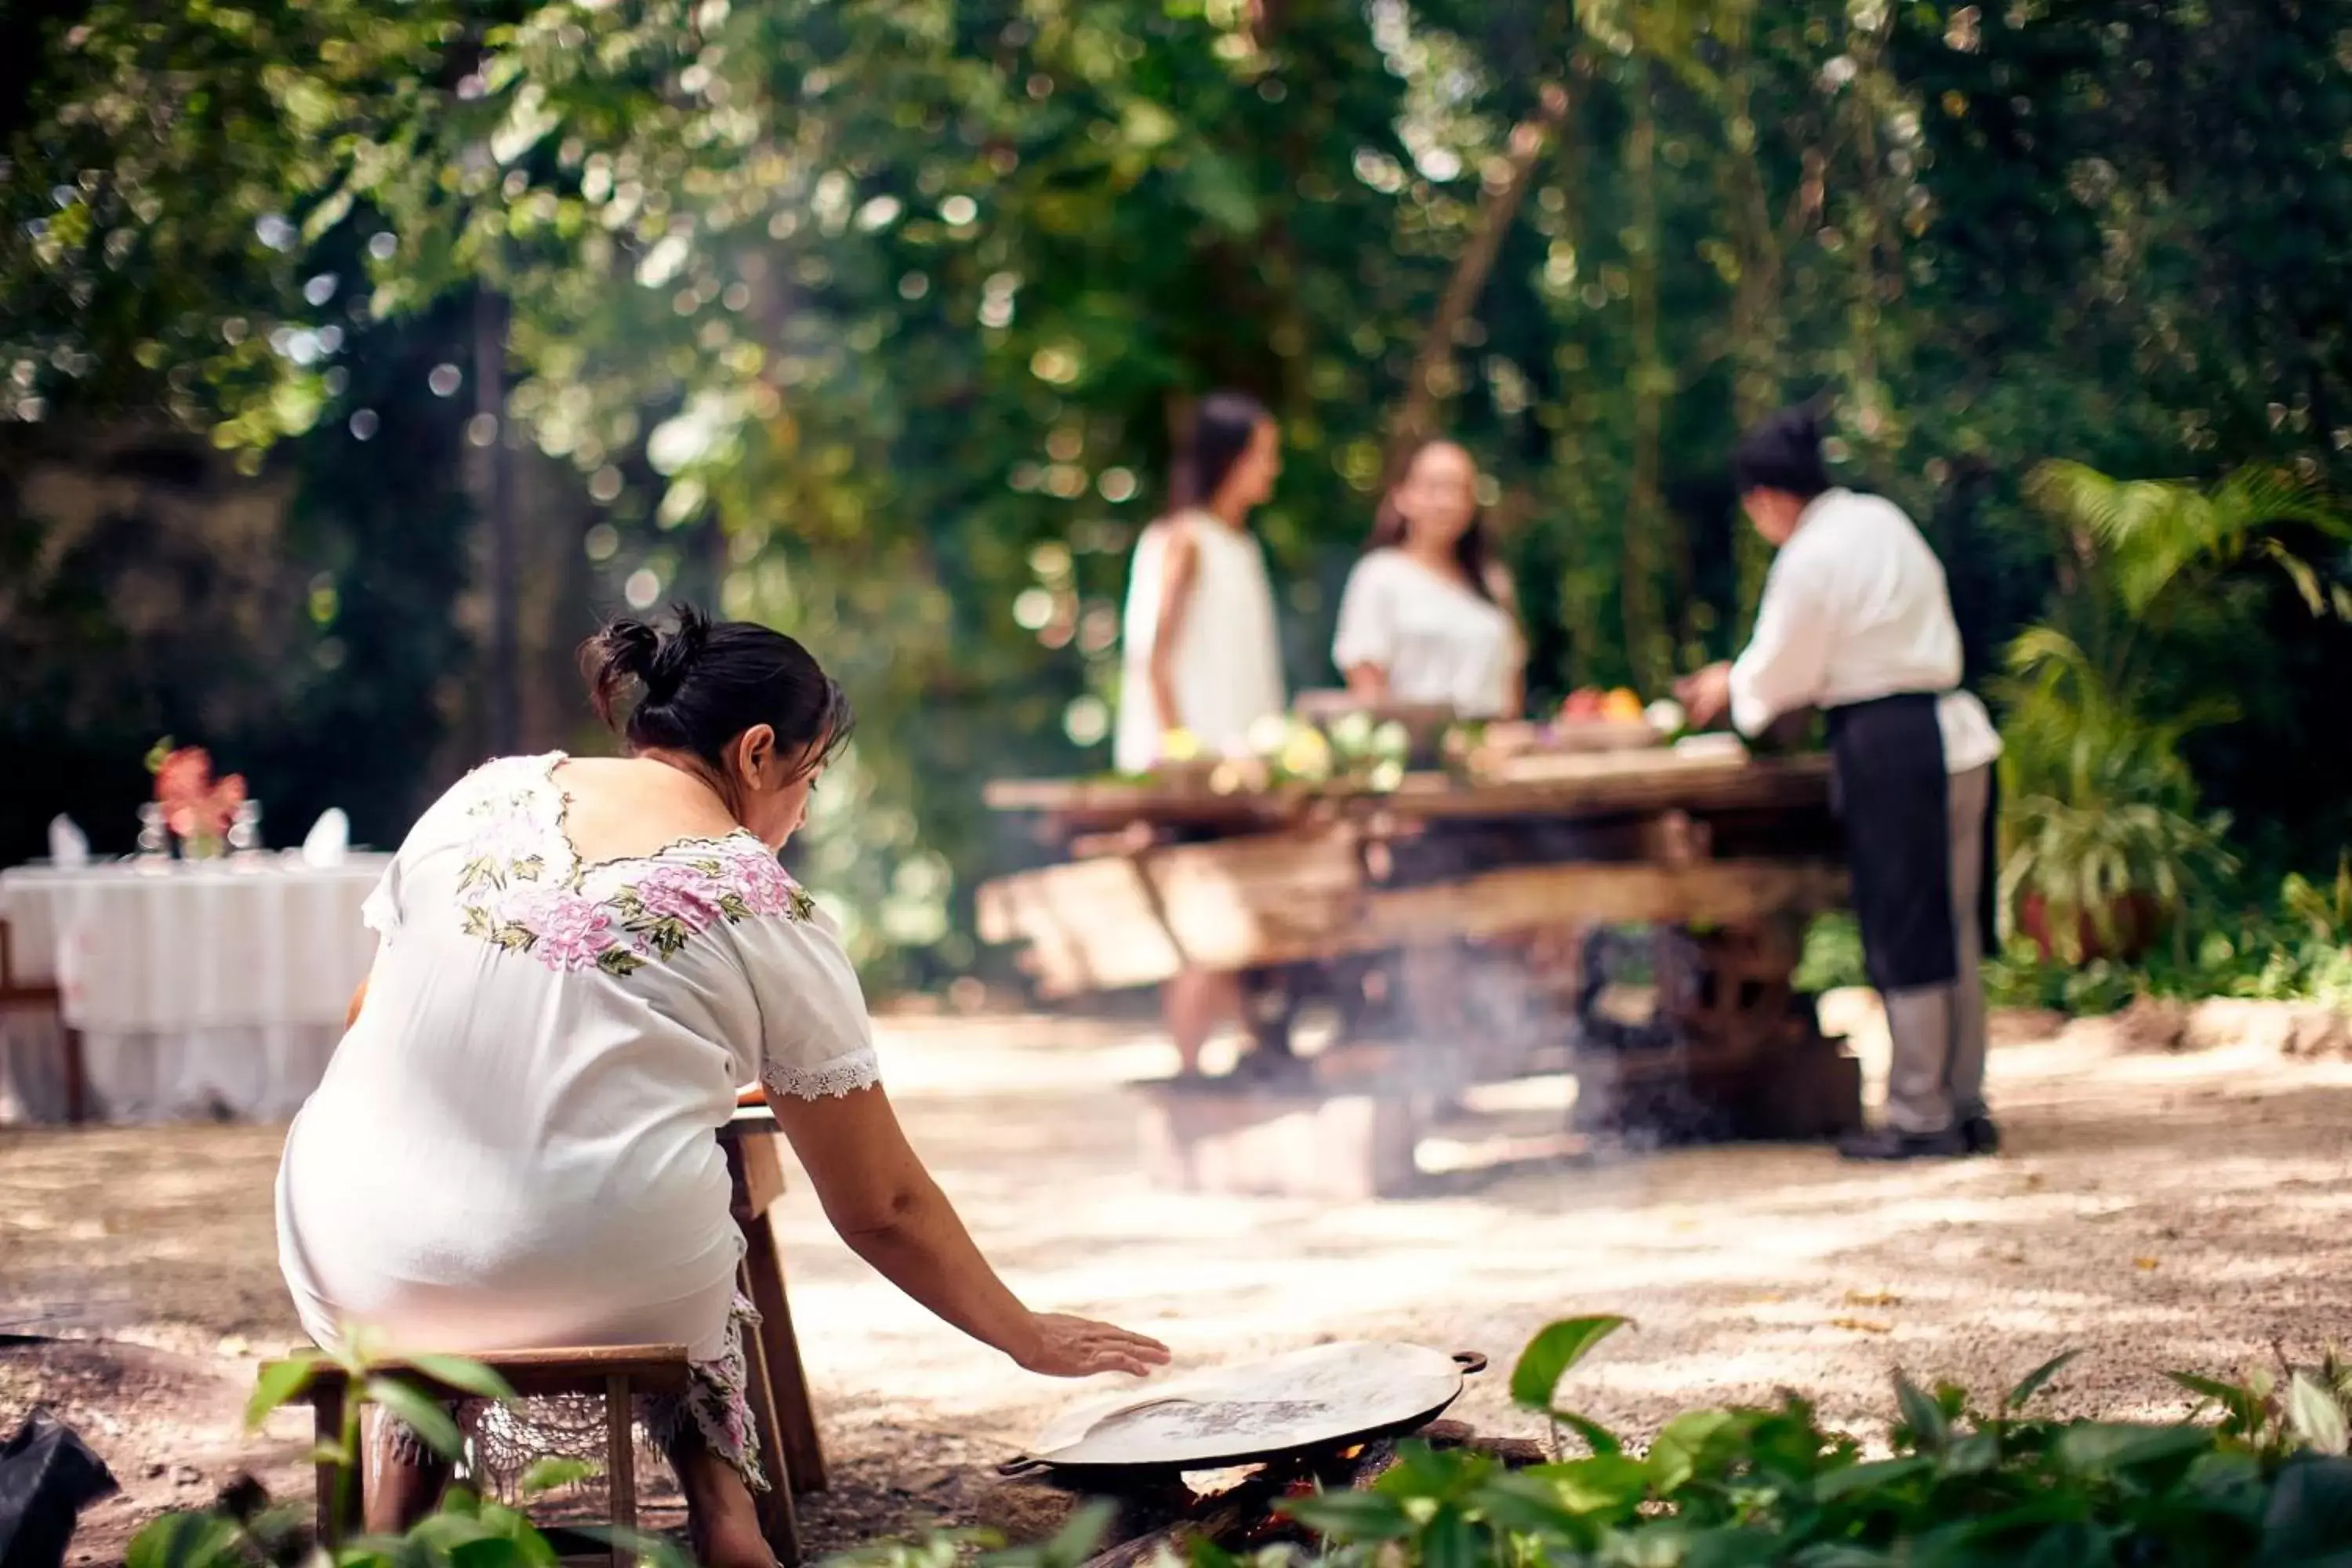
left=1112, top=391, right=1287, bottom=773
left=277, top=608, right=1167, bottom=1567
left=1332, top=440, right=1523, bottom=719
left=1112, top=392, right=1287, bottom=1077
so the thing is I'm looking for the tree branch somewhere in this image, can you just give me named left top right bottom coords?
left=1382, top=81, right=1572, bottom=488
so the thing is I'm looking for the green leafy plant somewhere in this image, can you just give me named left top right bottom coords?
left=1264, top=1315, right=2352, bottom=1566
left=1987, top=865, right=2352, bottom=1014
left=1990, top=458, right=2351, bottom=964
left=127, top=1334, right=682, bottom=1568
left=1995, top=637, right=2240, bottom=964
left=2282, top=855, right=2352, bottom=946
left=1794, top=912, right=1868, bottom=993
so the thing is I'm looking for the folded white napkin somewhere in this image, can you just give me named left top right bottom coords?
left=48, top=815, right=89, bottom=869
left=301, top=808, right=350, bottom=868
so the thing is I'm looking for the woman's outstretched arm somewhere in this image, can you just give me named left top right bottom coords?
left=769, top=1085, right=1170, bottom=1378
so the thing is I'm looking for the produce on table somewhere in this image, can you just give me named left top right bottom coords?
left=1558, top=686, right=1648, bottom=724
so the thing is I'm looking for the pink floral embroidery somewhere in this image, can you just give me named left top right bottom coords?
left=630, top=861, right=730, bottom=927
left=454, top=757, right=815, bottom=976
left=510, top=885, right=621, bottom=971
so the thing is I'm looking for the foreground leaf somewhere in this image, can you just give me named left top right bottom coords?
left=1510, top=1316, right=1632, bottom=1412
left=2169, top=1371, right=2265, bottom=1433
left=126, top=1512, right=244, bottom=1568
left=1813, top=1455, right=1933, bottom=1504
left=1647, top=1410, right=1739, bottom=1496
left=2053, top=1421, right=2213, bottom=1475
left=2006, top=1350, right=2085, bottom=1412
left=403, top=1353, right=518, bottom=1405
left=1040, top=1500, right=1116, bottom=1567
left=244, top=1356, right=319, bottom=1431
left=1475, top=1473, right=1592, bottom=1538
left=1278, top=1489, right=1414, bottom=1541
left=1893, top=1374, right=1950, bottom=1453
left=1554, top=1409, right=1626, bottom=1457
left=2290, top=1372, right=2351, bottom=1456
left=1421, top=1505, right=1479, bottom=1568
left=365, top=1376, right=465, bottom=1461
left=1523, top=1454, right=1650, bottom=1515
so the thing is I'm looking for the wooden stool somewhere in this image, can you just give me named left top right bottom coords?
left=720, top=1113, right=821, bottom=1560
left=274, top=1345, right=693, bottom=1567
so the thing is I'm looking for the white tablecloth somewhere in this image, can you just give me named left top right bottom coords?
left=0, top=857, right=388, bottom=1125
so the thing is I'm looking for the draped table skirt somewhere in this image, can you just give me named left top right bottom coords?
left=0, top=858, right=387, bottom=1126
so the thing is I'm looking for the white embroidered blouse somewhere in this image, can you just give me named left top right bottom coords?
left=275, top=753, right=879, bottom=1363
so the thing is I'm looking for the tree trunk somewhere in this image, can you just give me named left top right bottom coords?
left=1621, top=82, right=1671, bottom=693
left=473, top=288, right=520, bottom=753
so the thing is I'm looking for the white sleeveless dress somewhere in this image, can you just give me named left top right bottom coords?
left=1112, top=510, right=1287, bottom=774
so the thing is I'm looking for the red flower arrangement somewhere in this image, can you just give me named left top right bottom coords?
left=147, top=742, right=248, bottom=850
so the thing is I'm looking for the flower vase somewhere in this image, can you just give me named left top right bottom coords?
left=178, top=832, right=227, bottom=862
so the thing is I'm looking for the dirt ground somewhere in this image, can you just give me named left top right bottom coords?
left=7, top=999, right=2352, bottom=1563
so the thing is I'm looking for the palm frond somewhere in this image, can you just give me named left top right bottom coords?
left=2024, top=460, right=2352, bottom=619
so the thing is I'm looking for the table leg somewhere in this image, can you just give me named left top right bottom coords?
left=62, top=1029, right=86, bottom=1126
left=607, top=1374, right=637, bottom=1568
left=738, top=1263, right=800, bottom=1564
left=742, top=1209, right=828, bottom=1494
left=314, top=1385, right=352, bottom=1548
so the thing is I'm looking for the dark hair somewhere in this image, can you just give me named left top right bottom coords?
left=1731, top=401, right=1833, bottom=500
left=580, top=604, right=853, bottom=779
left=1370, top=440, right=1504, bottom=605
left=1171, top=390, right=1273, bottom=509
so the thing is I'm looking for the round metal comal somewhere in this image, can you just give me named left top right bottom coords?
left=1006, top=1341, right=1484, bottom=1476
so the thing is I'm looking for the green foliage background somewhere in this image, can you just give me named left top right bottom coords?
left=8, top=0, right=2352, bottom=983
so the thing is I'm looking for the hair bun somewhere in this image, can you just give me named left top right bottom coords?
left=597, top=619, right=660, bottom=679
left=579, top=614, right=681, bottom=728
left=644, top=604, right=710, bottom=704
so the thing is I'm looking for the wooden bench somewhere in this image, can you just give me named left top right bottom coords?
left=276, top=1344, right=695, bottom=1566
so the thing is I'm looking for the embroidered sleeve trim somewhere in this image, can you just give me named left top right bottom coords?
left=760, top=1049, right=881, bottom=1103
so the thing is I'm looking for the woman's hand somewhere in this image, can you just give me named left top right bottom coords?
left=1014, top=1312, right=1173, bottom=1379
left=1675, top=662, right=1734, bottom=729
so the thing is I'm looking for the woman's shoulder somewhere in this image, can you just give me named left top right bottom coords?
left=400, top=753, right=555, bottom=842
left=1481, top=559, right=1518, bottom=608
left=438, top=751, right=561, bottom=808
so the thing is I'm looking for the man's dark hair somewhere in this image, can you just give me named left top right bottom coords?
left=1732, top=401, right=1833, bottom=500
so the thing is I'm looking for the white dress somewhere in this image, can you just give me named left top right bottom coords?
left=1330, top=548, right=1519, bottom=719
left=275, top=753, right=880, bottom=1368
left=1112, top=510, right=1287, bottom=774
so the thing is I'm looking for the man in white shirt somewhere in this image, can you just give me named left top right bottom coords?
left=1679, top=405, right=2002, bottom=1161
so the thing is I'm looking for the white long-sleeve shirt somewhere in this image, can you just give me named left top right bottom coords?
left=1728, top=488, right=2002, bottom=773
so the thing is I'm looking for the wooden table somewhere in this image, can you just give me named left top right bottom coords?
left=978, top=750, right=1860, bottom=1191
left=717, top=1105, right=826, bottom=1564
left=978, top=752, right=1845, bottom=998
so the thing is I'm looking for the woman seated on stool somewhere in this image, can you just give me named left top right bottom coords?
left=277, top=608, right=1167, bottom=1567
left=1332, top=440, right=1523, bottom=720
